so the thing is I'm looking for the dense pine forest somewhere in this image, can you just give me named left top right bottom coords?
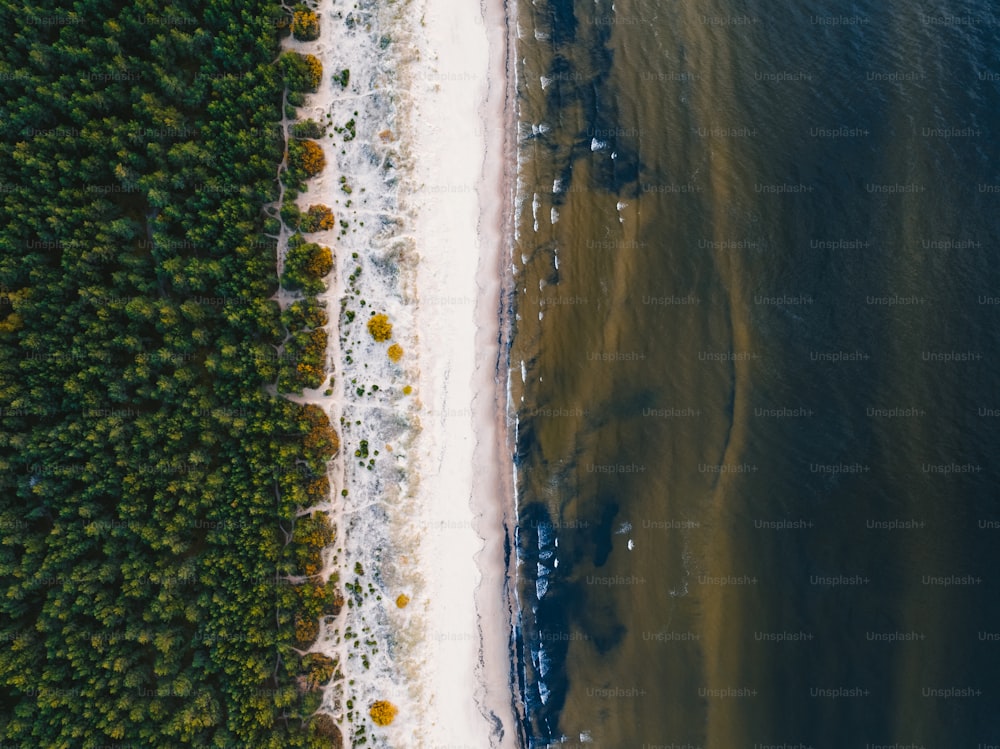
left=0, top=0, right=342, bottom=745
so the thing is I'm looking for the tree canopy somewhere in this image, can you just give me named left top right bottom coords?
left=0, top=0, right=340, bottom=745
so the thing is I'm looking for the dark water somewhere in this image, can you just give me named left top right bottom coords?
left=507, top=0, right=1000, bottom=746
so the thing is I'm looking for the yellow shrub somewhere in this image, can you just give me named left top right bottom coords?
left=395, top=594, right=410, bottom=608
left=301, top=205, right=335, bottom=235
left=313, top=206, right=335, bottom=231
left=303, top=404, right=340, bottom=456
left=304, top=54, right=323, bottom=89
left=302, top=653, right=336, bottom=691
left=294, top=614, right=319, bottom=646
left=298, top=140, right=326, bottom=177
left=366, top=313, right=392, bottom=342
left=369, top=700, right=398, bottom=726
left=387, top=343, right=403, bottom=362
left=296, top=362, right=321, bottom=380
left=292, top=9, right=320, bottom=40
left=306, top=475, right=330, bottom=503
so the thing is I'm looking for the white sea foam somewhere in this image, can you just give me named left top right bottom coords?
left=538, top=678, right=550, bottom=705
left=536, top=574, right=548, bottom=599
left=538, top=643, right=551, bottom=679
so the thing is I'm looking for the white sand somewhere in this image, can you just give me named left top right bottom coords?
left=401, top=0, right=520, bottom=743
left=277, top=0, right=519, bottom=745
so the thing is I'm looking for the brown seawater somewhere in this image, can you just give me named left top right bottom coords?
left=506, top=0, right=1000, bottom=746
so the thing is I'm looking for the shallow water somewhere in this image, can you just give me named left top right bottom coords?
left=508, top=0, right=1000, bottom=745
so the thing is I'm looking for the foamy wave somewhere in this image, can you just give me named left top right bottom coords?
left=535, top=574, right=548, bottom=599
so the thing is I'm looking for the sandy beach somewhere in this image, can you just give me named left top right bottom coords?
left=401, top=0, right=520, bottom=743
left=279, top=0, right=519, bottom=744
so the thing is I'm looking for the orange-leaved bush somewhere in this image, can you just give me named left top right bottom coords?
left=300, top=204, right=335, bottom=234
left=297, top=140, right=326, bottom=177
left=303, top=403, right=339, bottom=457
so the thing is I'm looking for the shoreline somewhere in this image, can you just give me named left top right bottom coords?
left=472, top=0, right=524, bottom=744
